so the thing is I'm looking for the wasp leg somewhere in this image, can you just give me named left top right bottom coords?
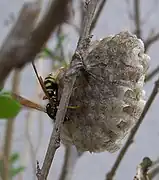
left=46, top=103, right=57, bottom=122
left=46, top=103, right=69, bottom=123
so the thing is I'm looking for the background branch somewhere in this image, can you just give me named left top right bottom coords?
left=59, top=146, right=80, bottom=180
left=106, top=77, right=159, bottom=180
left=90, top=0, right=107, bottom=33
left=0, top=0, right=71, bottom=88
left=0, top=2, right=40, bottom=88
left=134, top=0, right=141, bottom=38
left=144, top=32, right=159, bottom=52
left=3, top=70, right=21, bottom=180
left=38, top=1, right=99, bottom=180
left=145, top=65, right=159, bottom=83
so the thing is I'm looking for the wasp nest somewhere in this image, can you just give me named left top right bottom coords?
left=56, top=31, right=150, bottom=153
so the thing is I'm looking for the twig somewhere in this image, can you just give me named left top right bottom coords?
left=90, top=0, right=107, bottom=32
left=125, top=0, right=134, bottom=22
left=59, top=146, right=72, bottom=180
left=0, top=2, right=40, bottom=88
left=3, top=70, right=21, bottom=180
left=145, top=65, right=159, bottom=83
left=144, top=32, right=159, bottom=52
left=38, top=1, right=99, bottom=180
left=79, top=0, right=85, bottom=35
left=0, top=0, right=71, bottom=88
left=25, top=110, right=37, bottom=180
left=134, top=0, right=142, bottom=38
left=59, top=146, right=79, bottom=180
left=106, top=77, right=159, bottom=180
left=58, top=146, right=81, bottom=180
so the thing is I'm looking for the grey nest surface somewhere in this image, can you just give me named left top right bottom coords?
left=56, top=31, right=150, bottom=153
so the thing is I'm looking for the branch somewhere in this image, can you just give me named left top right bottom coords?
left=144, top=32, right=159, bottom=52
left=59, top=146, right=80, bottom=180
left=145, top=65, right=159, bottom=83
left=106, top=77, right=159, bottom=180
left=0, top=0, right=71, bottom=88
left=59, top=146, right=72, bottom=180
left=38, top=1, right=99, bottom=180
left=134, top=0, right=142, bottom=38
left=90, top=0, right=107, bottom=33
left=0, top=2, right=40, bottom=88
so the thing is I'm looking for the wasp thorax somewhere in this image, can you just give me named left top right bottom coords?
left=57, top=31, right=149, bottom=153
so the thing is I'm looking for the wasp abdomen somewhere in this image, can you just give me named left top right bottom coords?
left=44, top=74, right=58, bottom=99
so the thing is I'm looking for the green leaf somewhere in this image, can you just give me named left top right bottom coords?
left=10, top=166, right=25, bottom=177
left=43, top=47, right=54, bottom=57
left=9, top=153, right=20, bottom=163
left=0, top=94, right=21, bottom=119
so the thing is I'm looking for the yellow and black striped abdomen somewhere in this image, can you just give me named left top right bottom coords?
left=44, top=73, right=58, bottom=99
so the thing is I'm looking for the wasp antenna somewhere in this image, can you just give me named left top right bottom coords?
left=31, top=61, right=55, bottom=106
left=32, top=61, right=48, bottom=96
left=32, top=61, right=41, bottom=83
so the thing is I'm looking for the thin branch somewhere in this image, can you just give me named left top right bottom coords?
left=79, top=0, right=85, bottom=35
left=90, top=0, right=107, bottom=32
left=125, top=0, right=134, bottom=22
left=145, top=65, right=159, bottom=83
left=59, top=146, right=71, bottom=180
left=106, top=77, right=159, bottom=180
left=144, top=32, right=159, bottom=52
left=0, top=0, right=71, bottom=88
left=38, top=1, right=99, bottom=180
left=3, top=70, right=21, bottom=180
left=134, top=0, right=141, bottom=38
left=25, top=111, right=37, bottom=180
left=0, top=2, right=40, bottom=88
left=59, top=146, right=79, bottom=180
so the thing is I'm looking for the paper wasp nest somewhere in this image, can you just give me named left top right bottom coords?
left=56, top=31, right=149, bottom=153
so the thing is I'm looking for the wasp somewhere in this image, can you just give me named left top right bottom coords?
left=11, top=64, right=59, bottom=121
left=43, top=73, right=59, bottom=121
left=12, top=66, right=70, bottom=122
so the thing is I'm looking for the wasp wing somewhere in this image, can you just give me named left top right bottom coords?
left=12, top=93, right=46, bottom=113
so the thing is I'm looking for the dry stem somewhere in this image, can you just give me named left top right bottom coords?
left=59, top=146, right=79, bottom=180
left=38, top=1, right=99, bottom=180
left=145, top=65, right=159, bottom=83
left=0, top=0, right=71, bottom=88
left=90, top=0, right=107, bottom=32
left=144, top=32, right=159, bottom=52
left=134, top=0, right=141, bottom=38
